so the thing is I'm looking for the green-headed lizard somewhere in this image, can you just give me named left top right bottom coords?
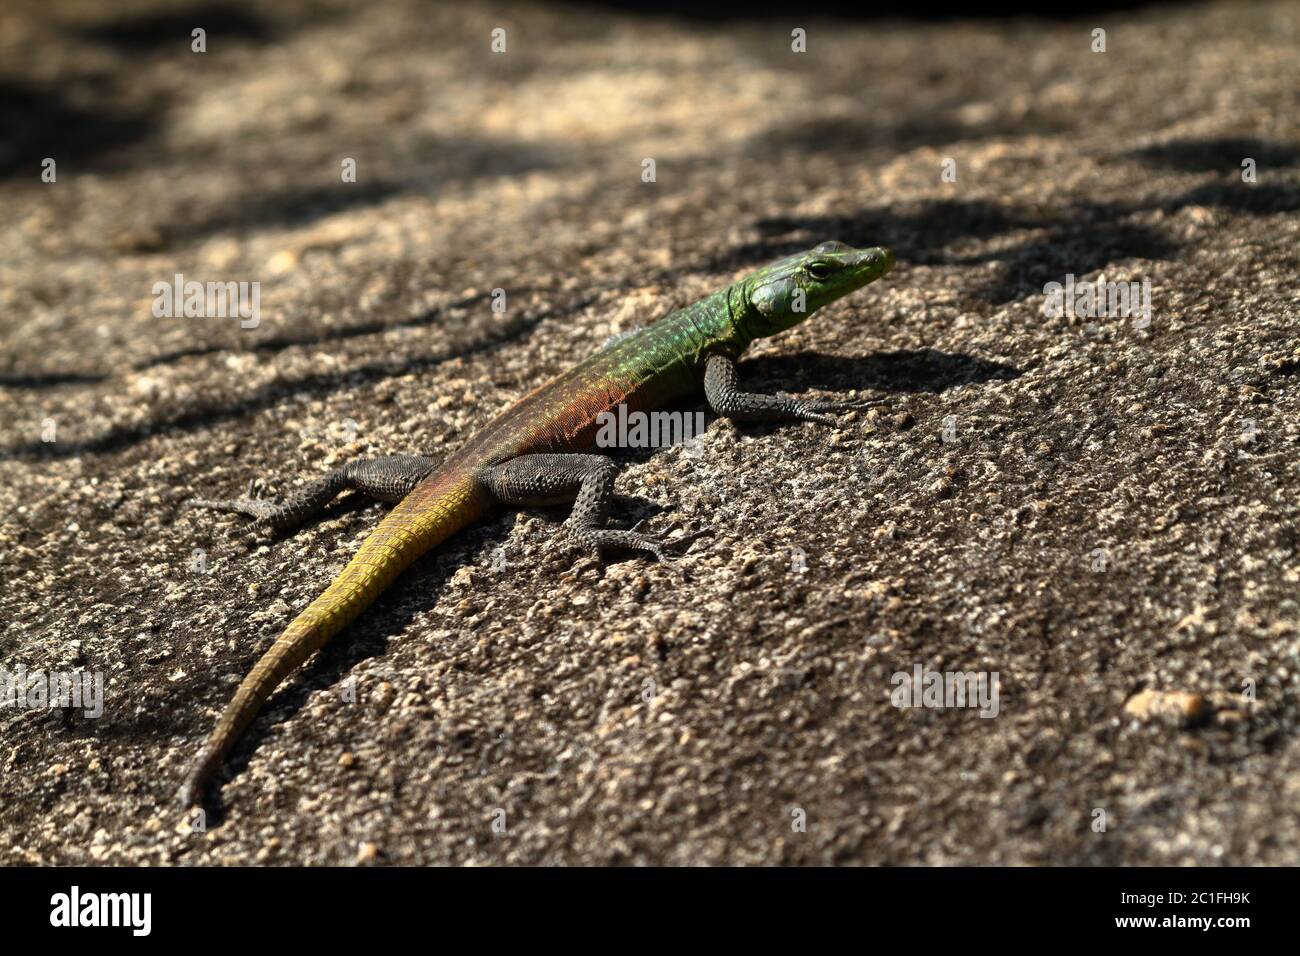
left=180, top=241, right=894, bottom=805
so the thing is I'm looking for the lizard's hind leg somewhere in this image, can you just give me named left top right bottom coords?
left=481, top=454, right=704, bottom=563
left=189, top=454, right=436, bottom=536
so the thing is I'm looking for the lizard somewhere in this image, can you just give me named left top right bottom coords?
left=178, top=240, right=895, bottom=806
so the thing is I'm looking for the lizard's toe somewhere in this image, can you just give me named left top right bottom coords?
left=803, top=396, right=886, bottom=413
left=792, top=397, right=886, bottom=425
left=653, top=526, right=710, bottom=553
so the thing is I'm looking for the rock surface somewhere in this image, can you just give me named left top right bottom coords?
left=1, top=0, right=1298, bottom=865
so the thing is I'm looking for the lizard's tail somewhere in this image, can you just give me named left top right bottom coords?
left=178, top=468, right=489, bottom=807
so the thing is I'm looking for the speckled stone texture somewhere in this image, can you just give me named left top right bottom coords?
left=1, top=0, right=1297, bottom=865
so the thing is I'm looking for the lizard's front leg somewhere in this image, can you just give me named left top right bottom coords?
left=189, top=454, right=436, bottom=536
left=704, top=354, right=882, bottom=426
left=480, top=453, right=703, bottom=562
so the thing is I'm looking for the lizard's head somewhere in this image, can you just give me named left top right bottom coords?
left=739, top=241, right=893, bottom=338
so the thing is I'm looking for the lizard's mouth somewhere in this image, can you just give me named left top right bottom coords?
left=817, top=246, right=893, bottom=304
left=849, top=246, right=894, bottom=281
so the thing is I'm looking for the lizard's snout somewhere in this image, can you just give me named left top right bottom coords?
left=857, top=246, right=894, bottom=273
left=841, top=246, right=894, bottom=289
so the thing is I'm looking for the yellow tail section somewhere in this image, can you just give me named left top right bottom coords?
left=180, top=469, right=488, bottom=805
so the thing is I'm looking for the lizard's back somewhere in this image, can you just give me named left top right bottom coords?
left=444, top=293, right=736, bottom=473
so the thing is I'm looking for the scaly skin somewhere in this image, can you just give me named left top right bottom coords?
left=180, top=241, right=894, bottom=806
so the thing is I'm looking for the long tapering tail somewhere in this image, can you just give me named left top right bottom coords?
left=178, top=469, right=488, bottom=806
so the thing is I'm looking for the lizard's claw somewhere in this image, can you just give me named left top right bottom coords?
left=188, top=497, right=280, bottom=520
left=783, top=394, right=886, bottom=425
left=187, top=481, right=286, bottom=542
left=573, top=522, right=710, bottom=572
left=188, top=479, right=277, bottom=518
left=660, top=525, right=712, bottom=553
left=627, top=518, right=711, bottom=549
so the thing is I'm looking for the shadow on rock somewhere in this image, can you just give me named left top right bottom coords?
left=78, top=2, right=276, bottom=49
left=1128, top=137, right=1300, bottom=172
left=735, top=172, right=1297, bottom=305
left=0, top=82, right=158, bottom=179
left=0, top=296, right=598, bottom=461
left=742, top=349, right=1021, bottom=395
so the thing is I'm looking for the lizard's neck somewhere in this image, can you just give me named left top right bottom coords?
left=723, top=281, right=758, bottom=354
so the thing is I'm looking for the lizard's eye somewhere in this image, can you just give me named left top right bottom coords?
left=806, top=261, right=836, bottom=282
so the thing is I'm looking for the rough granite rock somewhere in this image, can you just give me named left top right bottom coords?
left=0, top=0, right=1297, bottom=865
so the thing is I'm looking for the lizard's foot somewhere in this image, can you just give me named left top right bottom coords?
left=187, top=481, right=292, bottom=540
left=483, top=453, right=709, bottom=576
left=573, top=523, right=710, bottom=564
left=778, top=393, right=886, bottom=426
left=188, top=479, right=266, bottom=515
left=188, top=497, right=280, bottom=521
